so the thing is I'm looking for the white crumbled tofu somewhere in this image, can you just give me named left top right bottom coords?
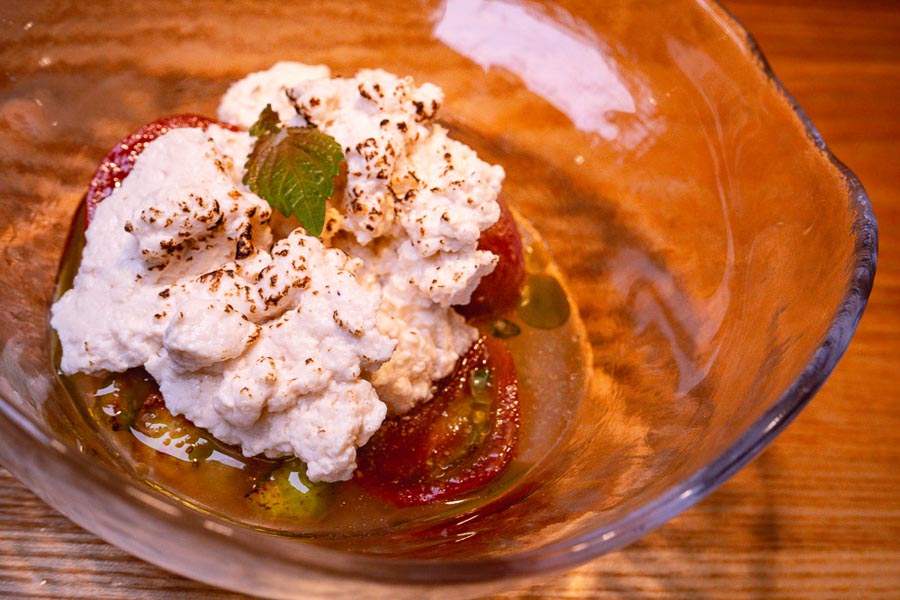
left=52, top=126, right=394, bottom=481
left=217, top=62, right=332, bottom=128
left=391, top=125, right=502, bottom=257
left=52, top=62, right=507, bottom=481
left=162, top=297, right=260, bottom=373
left=343, top=237, right=479, bottom=414
left=370, top=276, right=477, bottom=415
left=52, top=127, right=271, bottom=375
left=145, top=231, right=395, bottom=482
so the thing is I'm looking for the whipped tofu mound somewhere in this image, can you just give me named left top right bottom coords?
left=52, top=63, right=505, bottom=481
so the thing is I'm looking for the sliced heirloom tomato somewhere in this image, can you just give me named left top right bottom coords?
left=85, top=114, right=238, bottom=226
left=356, top=335, right=520, bottom=507
left=455, top=196, right=526, bottom=319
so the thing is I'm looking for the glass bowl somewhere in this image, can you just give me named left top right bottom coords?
left=0, top=0, right=876, bottom=598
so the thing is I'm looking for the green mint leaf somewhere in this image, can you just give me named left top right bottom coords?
left=249, top=104, right=281, bottom=137
left=243, top=109, right=343, bottom=237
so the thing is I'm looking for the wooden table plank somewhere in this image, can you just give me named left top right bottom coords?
left=2, top=1, right=898, bottom=598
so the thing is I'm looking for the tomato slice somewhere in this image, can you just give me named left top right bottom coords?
left=85, top=114, right=237, bottom=226
left=455, top=196, right=526, bottom=319
left=356, top=336, right=520, bottom=506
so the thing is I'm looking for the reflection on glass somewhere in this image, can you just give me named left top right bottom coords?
left=434, top=0, right=637, bottom=141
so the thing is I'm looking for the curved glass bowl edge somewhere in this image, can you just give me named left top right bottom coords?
left=0, top=0, right=879, bottom=592
left=526, top=0, right=879, bottom=574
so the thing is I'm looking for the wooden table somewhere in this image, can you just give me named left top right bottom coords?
left=1, top=1, right=898, bottom=597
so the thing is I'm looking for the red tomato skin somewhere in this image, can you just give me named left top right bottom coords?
left=455, top=197, right=526, bottom=319
left=85, top=115, right=238, bottom=226
left=356, top=336, right=520, bottom=507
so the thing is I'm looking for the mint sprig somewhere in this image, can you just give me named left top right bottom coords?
left=243, top=105, right=343, bottom=237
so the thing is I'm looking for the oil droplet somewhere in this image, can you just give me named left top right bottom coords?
left=490, top=318, right=520, bottom=339
left=517, top=273, right=570, bottom=329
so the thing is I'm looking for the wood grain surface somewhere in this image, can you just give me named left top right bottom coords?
left=2, top=1, right=898, bottom=598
